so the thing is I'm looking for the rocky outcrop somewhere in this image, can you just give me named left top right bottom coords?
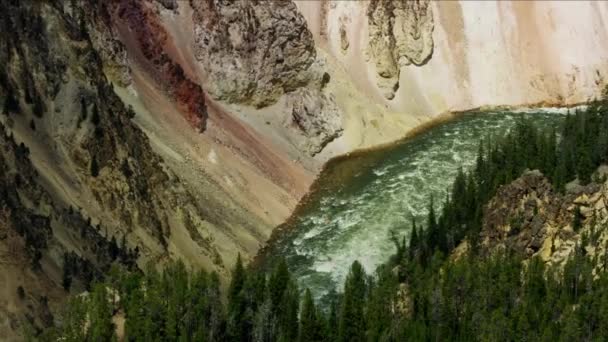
left=191, top=0, right=317, bottom=108
left=296, top=1, right=608, bottom=124
left=479, top=170, right=608, bottom=269
left=284, top=87, right=342, bottom=156
left=367, top=0, right=434, bottom=99
left=73, top=1, right=133, bottom=87
left=187, top=0, right=343, bottom=156
left=481, top=171, right=559, bottom=258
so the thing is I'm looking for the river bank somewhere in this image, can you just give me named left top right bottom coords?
left=255, top=106, right=578, bottom=298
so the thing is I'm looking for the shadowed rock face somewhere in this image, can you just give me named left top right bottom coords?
left=191, top=0, right=317, bottom=108
left=367, top=0, right=434, bottom=99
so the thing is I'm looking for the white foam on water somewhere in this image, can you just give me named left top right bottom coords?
left=373, top=169, right=388, bottom=176
left=273, top=110, right=567, bottom=300
left=510, top=105, right=587, bottom=115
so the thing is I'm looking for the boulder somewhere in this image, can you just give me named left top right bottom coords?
left=284, top=88, right=343, bottom=156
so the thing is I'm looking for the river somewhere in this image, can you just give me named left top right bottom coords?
left=263, top=109, right=571, bottom=300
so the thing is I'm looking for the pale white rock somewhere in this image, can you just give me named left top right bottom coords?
left=296, top=0, right=608, bottom=117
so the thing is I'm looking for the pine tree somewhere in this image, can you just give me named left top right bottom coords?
left=60, top=297, right=89, bottom=341
left=228, top=254, right=250, bottom=342
left=87, top=284, right=116, bottom=341
left=269, top=259, right=290, bottom=315
left=465, top=172, right=478, bottom=223
left=573, top=206, right=583, bottom=232
left=299, top=289, right=322, bottom=342
left=327, top=290, right=340, bottom=342
left=475, top=140, right=485, bottom=180
left=279, top=279, right=299, bottom=341
left=253, top=298, right=273, bottom=342
left=124, top=285, right=147, bottom=341
left=409, top=218, right=419, bottom=261
left=426, top=196, right=442, bottom=253
left=339, top=261, right=367, bottom=342
left=229, top=254, right=246, bottom=304
left=92, top=103, right=100, bottom=125
left=546, top=128, right=558, bottom=174
left=164, top=261, right=188, bottom=341
left=109, top=236, right=118, bottom=260
left=577, top=147, right=594, bottom=185
left=553, top=157, right=567, bottom=193
left=207, top=272, right=226, bottom=342
left=62, top=254, right=72, bottom=291
left=597, top=124, right=608, bottom=164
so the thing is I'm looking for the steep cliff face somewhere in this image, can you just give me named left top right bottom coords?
left=86, top=0, right=608, bottom=270
left=297, top=0, right=608, bottom=126
left=0, top=4, right=248, bottom=338
left=190, top=0, right=316, bottom=108
left=0, top=0, right=606, bottom=271
left=366, top=0, right=434, bottom=99
left=2, top=0, right=608, bottom=338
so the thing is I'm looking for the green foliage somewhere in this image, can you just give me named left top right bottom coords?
left=55, top=296, right=88, bottom=342
left=339, top=261, right=366, bottom=342
left=88, top=284, right=116, bottom=342
left=38, top=95, right=608, bottom=341
left=299, top=289, right=324, bottom=342
left=227, top=254, right=249, bottom=342
left=42, top=241, right=608, bottom=342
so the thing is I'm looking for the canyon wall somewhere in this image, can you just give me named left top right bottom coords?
left=1, top=0, right=608, bottom=338
left=1, top=0, right=607, bottom=277
left=102, top=0, right=608, bottom=276
left=300, top=1, right=608, bottom=116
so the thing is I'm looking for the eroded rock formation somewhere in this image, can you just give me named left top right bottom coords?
left=367, top=0, right=434, bottom=99
left=284, top=87, right=343, bottom=156
left=479, top=170, right=608, bottom=269
left=191, top=0, right=317, bottom=108
left=2, top=0, right=608, bottom=338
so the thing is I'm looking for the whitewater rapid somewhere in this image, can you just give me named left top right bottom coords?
left=266, top=110, right=569, bottom=299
